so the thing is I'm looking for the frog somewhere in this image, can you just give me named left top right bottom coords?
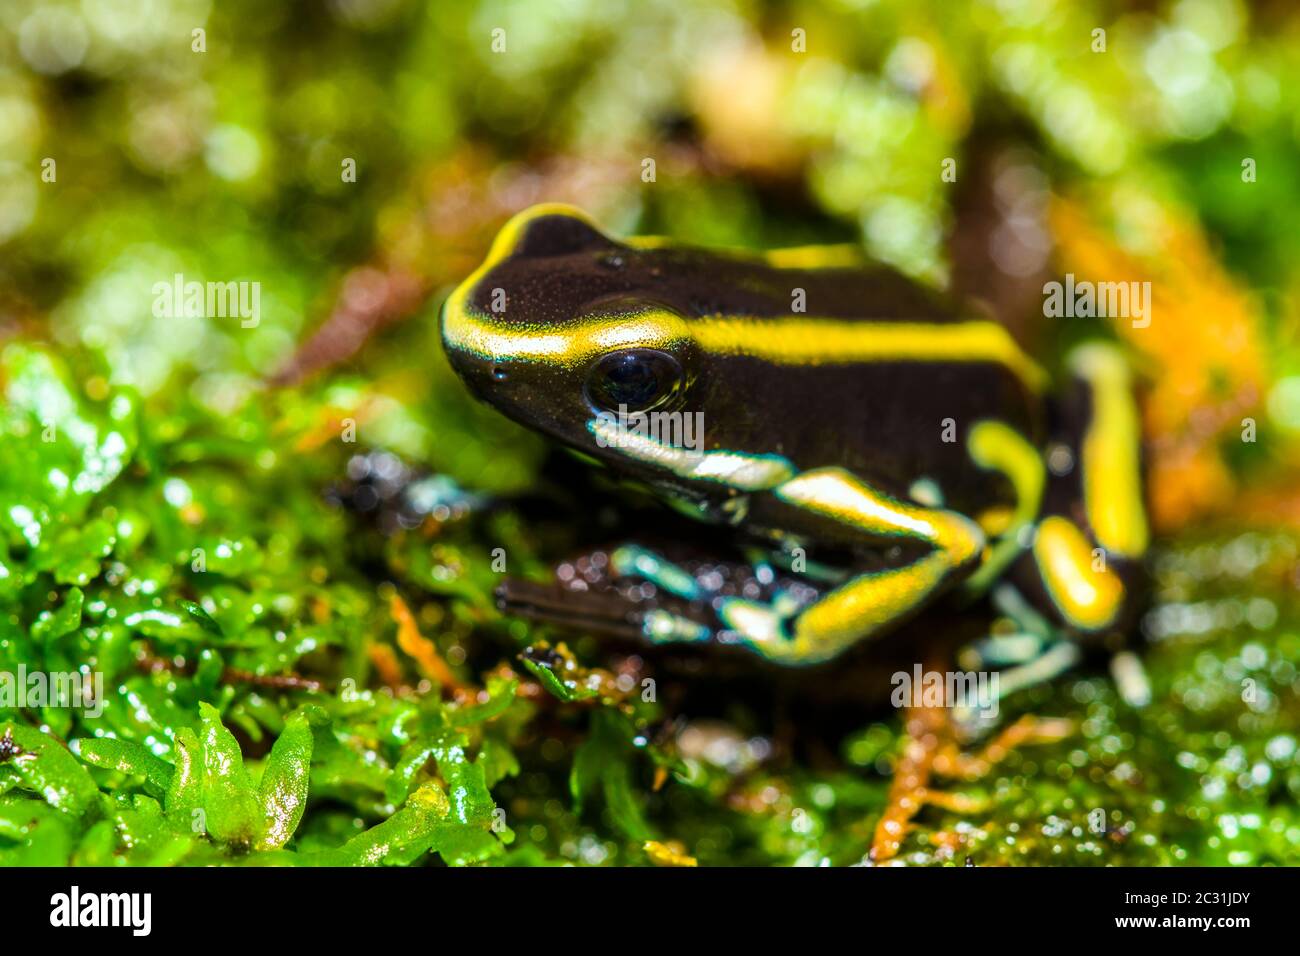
left=439, top=203, right=1149, bottom=698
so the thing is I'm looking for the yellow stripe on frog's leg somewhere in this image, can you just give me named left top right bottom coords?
left=1068, top=343, right=1148, bottom=558
left=718, top=467, right=986, bottom=665
left=961, top=420, right=1046, bottom=597
left=1032, top=516, right=1125, bottom=631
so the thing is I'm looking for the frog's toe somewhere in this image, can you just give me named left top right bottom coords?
left=609, top=544, right=706, bottom=601
left=641, top=608, right=715, bottom=645
left=711, top=590, right=825, bottom=660
left=715, top=596, right=793, bottom=647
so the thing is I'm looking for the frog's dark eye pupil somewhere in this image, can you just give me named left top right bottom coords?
left=585, top=349, right=682, bottom=413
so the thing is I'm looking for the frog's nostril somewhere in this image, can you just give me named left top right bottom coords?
left=491, top=365, right=509, bottom=382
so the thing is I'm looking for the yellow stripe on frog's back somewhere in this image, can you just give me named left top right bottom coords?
left=628, top=235, right=865, bottom=270
left=444, top=204, right=1046, bottom=392
left=445, top=302, right=1047, bottom=392
left=692, top=315, right=1047, bottom=392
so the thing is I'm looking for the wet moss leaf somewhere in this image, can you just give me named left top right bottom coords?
left=198, top=702, right=261, bottom=846
left=384, top=732, right=499, bottom=831
left=451, top=676, right=519, bottom=727
left=325, top=780, right=499, bottom=866
left=257, top=712, right=313, bottom=849
left=386, top=739, right=439, bottom=806
left=74, top=818, right=118, bottom=865
left=164, top=727, right=203, bottom=825
left=77, top=736, right=174, bottom=799
left=112, top=795, right=196, bottom=866
left=178, top=599, right=224, bottom=638
left=433, top=739, right=495, bottom=828
left=571, top=710, right=653, bottom=842
left=30, top=587, right=84, bottom=642
left=33, top=520, right=116, bottom=586
left=0, top=798, right=76, bottom=865
left=327, top=781, right=452, bottom=865
left=1, top=722, right=99, bottom=818
left=522, top=656, right=598, bottom=703
left=0, top=346, right=136, bottom=521
left=477, top=736, right=520, bottom=788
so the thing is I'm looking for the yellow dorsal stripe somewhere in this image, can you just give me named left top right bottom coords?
left=693, top=317, right=1047, bottom=391
left=628, top=236, right=864, bottom=270
left=444, top=304, right=1047, bottom=391
left=442, top=203, right=1046, bottom=392
left=441, top=310, right=688, bottom=367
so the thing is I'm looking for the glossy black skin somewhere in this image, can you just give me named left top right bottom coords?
left=443, top=212, right=1154, bottom=655
left=443, top=213, right=1043, bottom=544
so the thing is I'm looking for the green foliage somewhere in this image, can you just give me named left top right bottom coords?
left=571, top=711, right=653, bottom=842
left=0, top=346, right=518, bottom=865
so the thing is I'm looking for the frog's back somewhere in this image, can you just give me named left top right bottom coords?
left=639, top=247, right=1046, bottom=516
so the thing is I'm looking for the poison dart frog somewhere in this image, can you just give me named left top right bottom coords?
left=440, top=204, right=1149, bottom=699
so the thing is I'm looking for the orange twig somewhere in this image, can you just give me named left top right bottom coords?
left=389, top=592, right=462, bottom=693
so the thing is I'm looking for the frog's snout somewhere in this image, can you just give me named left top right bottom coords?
left=444, top=345, right=500, bottom=398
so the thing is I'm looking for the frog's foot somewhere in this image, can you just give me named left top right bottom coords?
left=608, top=544, right=711, bottom=602
left=951, top=638, right=1082, bottom=728
left=868, top=697, right=1072, bottom=864
left=710, top=591, right=807, bottom=650
left=500, top=541, right=832, bottom=653
left=606, top=543, right=842, bottom=656
left=494, top=543, right=708, bottom=641
left=495, top=544, right=770, bottom=647
left=959, top=583, right=1149, bottom=716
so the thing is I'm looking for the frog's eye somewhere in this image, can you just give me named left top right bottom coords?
left=584, top=349, right=683, bottom=413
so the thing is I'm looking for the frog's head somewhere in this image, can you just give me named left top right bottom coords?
left=441, top=204, right=705, bottom=482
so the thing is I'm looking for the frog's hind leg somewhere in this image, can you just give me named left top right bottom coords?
left=991, top=342, right=1150, bottom=704
left=1014, top=343, right=1148, bottom=631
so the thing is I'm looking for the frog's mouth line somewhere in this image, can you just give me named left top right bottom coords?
left=586, top=414, right=794, bottom=492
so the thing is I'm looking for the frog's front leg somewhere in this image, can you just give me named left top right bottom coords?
left=717, top=467, right=986, bottom=665
left=605, top=543, right=825, bottom=649
left=496, top=543, right=823, bottom=649
left=497, top=467, right=984, bottom=666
